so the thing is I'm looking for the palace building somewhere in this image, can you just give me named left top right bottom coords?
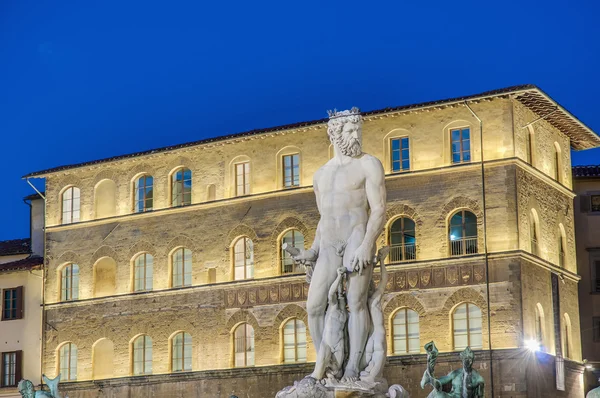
left=23, top=85, right=600, bottom=397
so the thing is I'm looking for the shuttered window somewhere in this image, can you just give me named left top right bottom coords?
left=1, top=287, right=23, bottom=321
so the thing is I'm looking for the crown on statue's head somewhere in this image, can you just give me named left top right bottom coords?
left=327, top=107, right=361, bottom=120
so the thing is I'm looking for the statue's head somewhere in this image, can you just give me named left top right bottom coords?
left=327, top=107, right=363, bottom=157
left=460, top=346, right=474, bottom=370
left=18, top=379, right=35, bottom=396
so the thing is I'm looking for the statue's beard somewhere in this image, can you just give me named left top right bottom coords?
left=333, top=134, right=362, bottom=157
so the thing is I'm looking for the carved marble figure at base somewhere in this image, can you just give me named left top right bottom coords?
left=420, top=343, right=484, bottom=398
left=311, top=266, right=347, bottom=381
left=18, top=374, right=64, bottom=398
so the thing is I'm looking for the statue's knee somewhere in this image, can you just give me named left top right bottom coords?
left=307, top=302, right=326, bottom=317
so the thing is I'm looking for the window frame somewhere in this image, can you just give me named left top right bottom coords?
left=1, top=351, right=21, bottom=387
left=171, top=167, right=192, bottom=207
left=171, top=247, right=192, bottom=288
left=282, top=153, right=301, bottom=188
left=171, top=332, right=192, bottom=372
left=61, top=264, right=79, bottom=302
left=61, top=186, right=81, bottom=224
left=234, top=162, right=250, bottom=196
left=133, top=253, right=153, bottom=292
left=388, top=216, right=416, bottom=262
left=132, top=335, right=152, bottom=376
left=1, top=286, right=23, bottom=321
left=59, top=343, right=77, bottom=381
left=391, top=308, right=420, bottom=355
left=390, top=137, right=410, bottom=173
left=450, top=127, right=471, bottom=164
left=448, top=210, right=478, bottom=256
left=133, top=175, right=154, bottom=213
left=233, top=323, right=255, bottom=367
left=452, top=302, right=483, bottom=351
left=281, top=229, right=305, bottom=274
left=590, top=250, right=600, bottom=294
left=282, top=318, right=307, bottom=364
left=233, top=237, right=254, bottom=281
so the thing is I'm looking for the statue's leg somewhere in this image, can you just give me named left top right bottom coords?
left=306, top=247, right=339, bottom=356
left=343, top=231, right=374, bottom=379
left=311, top=345, right=332, bottom=380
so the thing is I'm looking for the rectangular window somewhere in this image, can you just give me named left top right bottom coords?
left=594, top=317, right=600, bottom=342
left=1, top=351, right=21, bottom=387
left=2, top=287, right=23, bottom=321
left=283, top=154, right=300, bottom=188
left=593, top=195, right=600, bottom=212
left=594, top=260, right=600, bottom=293
left=451, top=128, right=471, bottom=164
left=235, top=162, right=250, bottom=196
left=391, top=137, right=410, bottom=172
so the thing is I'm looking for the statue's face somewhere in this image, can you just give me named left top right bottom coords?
left=335, top=120, right=362, bottom=157
left=462, top=356, right=473, bottom=370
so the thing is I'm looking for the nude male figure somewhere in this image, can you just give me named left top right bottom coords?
left=293, top=108, right=386, bottom=380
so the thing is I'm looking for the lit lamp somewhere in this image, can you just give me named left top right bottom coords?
left=524, top=339, right=540, bottom=352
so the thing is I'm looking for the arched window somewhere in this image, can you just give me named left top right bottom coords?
left=233, top=237, right=254, bottom=280
left=92, top=338, right=114, bottom=380
left=132, top=335, right=152, bottom=375
left=392, top=308, right=420, bottom=354
left=530, top=210, right=540, bottom=257
left=452, top=303, right=482, bottom=350
left=558, top=224, right=566, bottom=268
left=526, top=125, right=535, bottom=166
left=449, top=210, right=478, bottom=256
left=59, top=343, right=77, bottom=381
left=94, top=257, right=116, bottom=297
left=281, top=230, right=305, bottom=274
left=94, top=179, right=116, bottom=218
left=389, top=217, right=416, bottom=262
left=134, top=175, right=153, bottom=213
left=235, top=162, right=250, bottom=196
left=133, top=254, right=153, bottom=292
left=535, top=304, right=545, bottom=350
left=282, top=319, right=307, bottom=363
left=171, top=168, right=192, bottom=207
left=172, top=248, right=192, bottom=288
left=554, top=142, right=562, bottom=183
left=171, top=332, right=192, bottom=372
left=234, top=323, right=255, bottom=367
left=61, top=264, right=79, bottom=301
left=61, top=186, right=80, bottom=224
left=563, top=314, right=572, bottom=358
left=282, top=154, right=301, bottom=188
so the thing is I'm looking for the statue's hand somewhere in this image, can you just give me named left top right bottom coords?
left=292, top=248, right=318, bottom=264
left=351, top=245, right=372, bottom=275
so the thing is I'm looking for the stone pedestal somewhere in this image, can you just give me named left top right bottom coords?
left=275, top=377, right=408, bottom=398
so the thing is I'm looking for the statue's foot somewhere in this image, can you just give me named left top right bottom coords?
left=341, top=369, right=360, bottom=382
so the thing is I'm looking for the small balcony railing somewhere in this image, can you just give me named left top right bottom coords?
left=388, top=243, right=417, bottom=263
left=450, top=236, right=478, bottom=256
left=282, top=260, right=306, bottom=275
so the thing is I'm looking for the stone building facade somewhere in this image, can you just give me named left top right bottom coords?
left=24, top=85, right=600, bottom=397
left=573, top=165, right=600, bottom=394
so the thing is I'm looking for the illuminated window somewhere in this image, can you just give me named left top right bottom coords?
left=282, top=319, right=307, bottom=363
left=2, top=287, right=23, bottom=320
left=449, top=210, right=478, bottom=256
left=283, top=154, right=300, bottom=188
left=133, top=254, right=153, bottom=292
left=234, top=323, right=255, bottom=367
left=281, top=230, right=305, bottom=274
left=134, top=175, right=153, bottom=212
left=61, top=186, right=80, bottom=224
left=390, top=137, right=410, bottom=172
left=1, top=351, right=20, bottom=387
left=392, top=308, right=420, bottom=354
left=172, top=168, right=192, bottom=207
left=171, top=332, right=192, bottom=372
left=235, top=162, right=250, bottom=196
left=389, top=217, right=416, bottom=262
left=233, top=237, right=254, bottom=280
left=59, top=343, right=78, bottom=381
left=452, top=303, right=482, bottom=350
left=132, top=335, right=152, bottom=375
left=451, top=128, right=471, bottom=164
left=61, top=264, right=79, bottom=301
left=172, top=248, right=192, bottom=288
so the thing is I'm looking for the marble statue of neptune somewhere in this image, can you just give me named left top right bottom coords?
left=293, top=107, right=386, bottom=381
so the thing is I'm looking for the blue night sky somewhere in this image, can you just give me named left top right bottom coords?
left=1, top=0, right=599, bottom=241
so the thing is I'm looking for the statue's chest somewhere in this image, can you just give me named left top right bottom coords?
left=321, top=163, right=365, bottom=192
